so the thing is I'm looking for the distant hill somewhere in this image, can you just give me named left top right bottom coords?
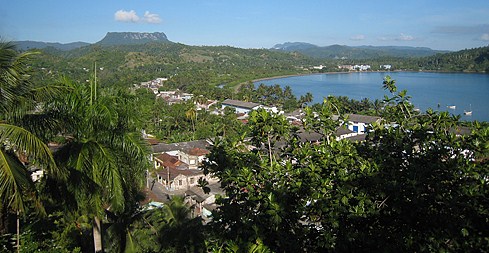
left=272, top=42, right=449, bottom=59
left=14, top=32, right=172, bottom=51
left=15, top=41, right=90, bottom=51
left=96, top=32, right=172, bottom=46
left=417, top=45, right=489, bottom=72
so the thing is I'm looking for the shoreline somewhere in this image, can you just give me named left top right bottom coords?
left=249, top=69, right=486, bottom=85
left=249, top=70, right=395, bottom=85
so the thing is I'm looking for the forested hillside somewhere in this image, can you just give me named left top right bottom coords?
left=29, top=42, right=317, bottom=98
left=27, top=42, right=489, bottom=97
left=417, top=45, right=489, bottom=72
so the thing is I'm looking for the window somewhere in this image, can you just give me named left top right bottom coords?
left=190, top=177, right=194, bottom=184
left=353, top=125, right=359, bottom=132
left=178, top=180, right=182, bottom=186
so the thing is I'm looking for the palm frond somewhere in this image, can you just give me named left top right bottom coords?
left=0, top=148, right=34, bottom=213
left=0, top=123, right=65, bottom=180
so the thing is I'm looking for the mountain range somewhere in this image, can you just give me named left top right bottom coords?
left=15, top=32, right=448, bottom=59
left=272, top=42, right=449, bottom=59
left=15, top=32, right=172, bottom=51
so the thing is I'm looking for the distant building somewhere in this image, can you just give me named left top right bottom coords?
left=380, top=64, right=392, bottom=70
left=156, top=90, right=193, bottom=105
left=353, top=64, right=371, bottom=71
left=221, top=99, right=261, bottom=114
left=338, top=65, right=354, bottom=71
left=345, top=114, right=381, bottom=134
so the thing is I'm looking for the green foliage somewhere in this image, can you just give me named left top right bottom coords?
left=203, top=77, right=489, bottom=252
left=27, top=42, right=316, bottom=96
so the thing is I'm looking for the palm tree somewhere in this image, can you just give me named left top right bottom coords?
left=157, top=196, right=205, bottom=252
left=299, top=92, right=313, bottom=108
left=0, top=42, right=64, bottom=252
left=51, top=69, right=149, bottom=252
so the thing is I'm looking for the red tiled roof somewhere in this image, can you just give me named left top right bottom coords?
left=155, top=153, right=186, bottom=169
left=156, top=167, right=203, bottom=181
left=187, top=147, right=209, bottom=156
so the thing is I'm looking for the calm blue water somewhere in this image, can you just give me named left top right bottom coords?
left=255, top=72, right=489, bottom=122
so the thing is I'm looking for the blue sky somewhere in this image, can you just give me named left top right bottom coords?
left=2, top=0, right=489, bottom=51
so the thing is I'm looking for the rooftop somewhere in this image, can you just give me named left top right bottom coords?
left=222, top=99, right=261, bottom=109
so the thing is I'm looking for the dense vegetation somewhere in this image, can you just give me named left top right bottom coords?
left=1, top=41, right=488, bottom=252
left=28, top=43, right=316, bottom=98
left=27, top=42, right=489, bottom=100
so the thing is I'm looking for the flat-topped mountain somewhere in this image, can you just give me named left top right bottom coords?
left=96, top=32, right=172, bottom=46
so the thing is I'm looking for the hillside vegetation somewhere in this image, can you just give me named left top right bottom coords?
left=29, top=42, right=317, bottom=97
left=26, top=41, right=489, bottom=100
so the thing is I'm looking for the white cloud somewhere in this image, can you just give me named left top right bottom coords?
left=396, top=33, right=414, bottom=41
left=143, top=11, right=161, bottom=24
left=114, top=10, right=161, bottom=24
left=480, top=33, right=489, bottom=41
left=350, top=34, right=365, bottom=41
left=115, top=10, right=140, bottom=23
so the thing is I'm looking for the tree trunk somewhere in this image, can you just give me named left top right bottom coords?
left=93, top=216, right=103, bottom=252
left=0, top=205, right=10, bottom=235
left=16, top=211, right=20, bottom=253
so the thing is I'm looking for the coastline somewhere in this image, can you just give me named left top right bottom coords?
left=249, top=70, right=395, bottom=85
left=248, top=69, right=484, bottom=85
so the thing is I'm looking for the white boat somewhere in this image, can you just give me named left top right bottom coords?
left=464, top=104, right=472, bottom=115
left=447, top=105, right=456, bottom=109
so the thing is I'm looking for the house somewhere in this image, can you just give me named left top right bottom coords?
left=156, top=90, right=194, bottom=105
left=196, top=99, right=218, bottom=111
left=178, top=147, right=210, bottom=169
left=353, top=64, right=371, bottom=71
left=221, top=99, right=261, bottom=114
left=154, top=153, right=208, bottom=191
left=184, top=183, right=224, bottom=219
left=338, top=65, right=354, bottom=71
left=297, top=127, right=358, bottom=144
left=151, top=139, right=217, bottom=191
left=345, top=114, right=381, bottom=134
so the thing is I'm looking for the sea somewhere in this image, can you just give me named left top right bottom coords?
left=255, top=72, right=489, bottom=122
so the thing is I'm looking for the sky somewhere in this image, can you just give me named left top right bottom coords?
left=2, top=0, right=489, bottom=51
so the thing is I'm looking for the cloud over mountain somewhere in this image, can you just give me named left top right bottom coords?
left=396, top=33, right=414, bottom=41
left=350, top=34, right=365, bottom=41
left=114, top=10, right=161, bottom=24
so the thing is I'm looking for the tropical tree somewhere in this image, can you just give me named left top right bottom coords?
left=48, top=68, right=150, bottom=252
left=299, top=92, right=313, bottom=108
left=0, top=42, right=65, bottom=251
left=203, top=76, right=489, bottom=251
left=156, top=196, right=205, bottom=252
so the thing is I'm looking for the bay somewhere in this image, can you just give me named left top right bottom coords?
left=255, top=72, right=489, bottom=122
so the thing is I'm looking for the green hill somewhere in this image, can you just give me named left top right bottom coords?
left=29, top=42, right=316, bottom=96
left=272, top=42, right=448, bottom=59
left=417, top=45, right=489, bottom=72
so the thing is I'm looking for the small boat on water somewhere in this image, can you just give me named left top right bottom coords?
left=447, top=105, right=456, bottom=109
left=464, top=104, right=472, bottom=116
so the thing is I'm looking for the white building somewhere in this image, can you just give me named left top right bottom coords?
left=345, top=114, right=381, bottom=134
left=221, top=99, right=261, bottom=114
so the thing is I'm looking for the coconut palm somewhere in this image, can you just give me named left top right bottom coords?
left=157, top=196, right=205, bottom=252
left=50, top=71, right=149, bottom=252
left=0, top=42, right=64, bottom=251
